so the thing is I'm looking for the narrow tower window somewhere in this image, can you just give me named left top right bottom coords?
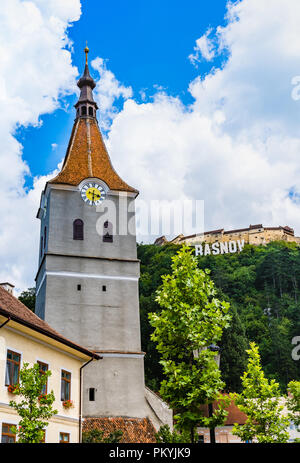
left=88, top=107, right=94, bottom=117
left=73, top=219, right=84, bottom=240
left=81, top=106, right=87, bottom=116
left=102, top=285, right=106, bottom=292
left=89, top=388, right=95, bottom=401
left=103, top=221, right=113, bottom=243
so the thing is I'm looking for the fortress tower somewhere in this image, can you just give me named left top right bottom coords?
left=35, top=47, right=168, bottom=427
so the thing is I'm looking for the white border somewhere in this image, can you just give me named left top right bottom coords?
left=36, top=271, right=138, bottom=296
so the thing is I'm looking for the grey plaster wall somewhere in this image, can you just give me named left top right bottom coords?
left=48, top=189, right=137, bottom=261
left=38, top=192, right=50, bottom=267
left=42, top=268, right=141, bottom=351
left=35, top=184, right=148, bottom=419
left=145, top=387, right=173, bottom=430
left=83, top=356, right=147, bottom=418
left=35, top=275, right=47, bottom=320
left=45, top=254, right=139, bottom=277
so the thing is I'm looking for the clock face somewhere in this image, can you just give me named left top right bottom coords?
left=80, top=182, right=107, bottom=206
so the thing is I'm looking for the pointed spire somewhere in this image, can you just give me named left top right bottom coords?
left=48, top=43, right=138, bottom=194
left=48, top=117, right=138, bottom=194
left=75, top=44, right=98, bottom=118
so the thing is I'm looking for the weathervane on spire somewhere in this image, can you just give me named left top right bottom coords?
left=75, top=41, right=98, bottom=118
left=84, top=41, right=89, bottom=65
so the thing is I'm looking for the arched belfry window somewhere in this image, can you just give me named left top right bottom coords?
left=88, top=107, right=94, bottom=117
left=81, top=106, right=87, bottom=116
left=73, top=219, right=84, bottom=240
left=103, top=221, right=113, bottom=243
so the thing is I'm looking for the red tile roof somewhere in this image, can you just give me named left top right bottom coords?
left=204, top=229, right=224, bottom=235
left=200, top=395, right=247, bottom=425
left=82, top=417, right=156, bottom=443
left=154, top=236, right=168, bottom=245
left=224, top=227, right=251, bottom=235
left=225, top=401, right=248, bottom=425
left=249, top=224, right=263, bottom=230
left=0, top=286, right=100, bottom=359
left=48, top=118, right=138, bottom=194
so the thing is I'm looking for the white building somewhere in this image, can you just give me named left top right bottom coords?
left=0, top=284, right=100, bottom=443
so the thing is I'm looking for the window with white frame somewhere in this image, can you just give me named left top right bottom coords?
left=61, top=370, right=71, bottom=401
left=5, top=350, right=21, bottom=386
left=1, top=423, right=16, bottom=443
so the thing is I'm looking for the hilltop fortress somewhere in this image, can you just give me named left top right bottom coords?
left=155, top=224, right=300, bottom=247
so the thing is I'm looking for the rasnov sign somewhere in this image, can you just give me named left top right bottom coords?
left=195, top=240, right=245, bottom=257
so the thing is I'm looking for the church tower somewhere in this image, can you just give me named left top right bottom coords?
left=35, top=46, right=150, bottom=420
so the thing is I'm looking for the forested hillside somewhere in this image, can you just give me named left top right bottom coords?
left=138, top=241, right=300, bottom=393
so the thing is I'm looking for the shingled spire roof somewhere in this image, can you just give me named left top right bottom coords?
left=48, top=46, right=138, bottom=194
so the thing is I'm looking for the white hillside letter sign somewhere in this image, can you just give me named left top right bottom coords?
left=194, top=239, right=245, bottom=257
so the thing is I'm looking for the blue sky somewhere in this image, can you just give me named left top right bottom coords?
left=18, top=0, right=229, bottom=186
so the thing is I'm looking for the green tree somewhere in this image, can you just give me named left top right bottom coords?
left=155, top=425, right=192, bottom=443
left=138, top=241, right=300, bottom=392
left=149, top=246, right=231, bottom=442
left=220, top=304, right=248, bottom=392
left=287, top=381, right=300, bottom=431
left=138, top=244, right=177, bottom=390
left=82, top=429, right=123, bottom=443
left=18, top=288, right=36, bottom=312
left=9, top=363, right=57, bottom=443
left=232, top=343, right=290, bottom=443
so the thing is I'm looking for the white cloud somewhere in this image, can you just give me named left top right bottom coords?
left=0, top=0, right=81, bottom=292
left=189, top=28, right=216, bottom=65
left=189, top=0, right=300, bottom=138
left=103, top=0, right=300, bottom=243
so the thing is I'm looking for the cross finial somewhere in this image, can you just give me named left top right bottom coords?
left=84, top=41, right=89, bottom=65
